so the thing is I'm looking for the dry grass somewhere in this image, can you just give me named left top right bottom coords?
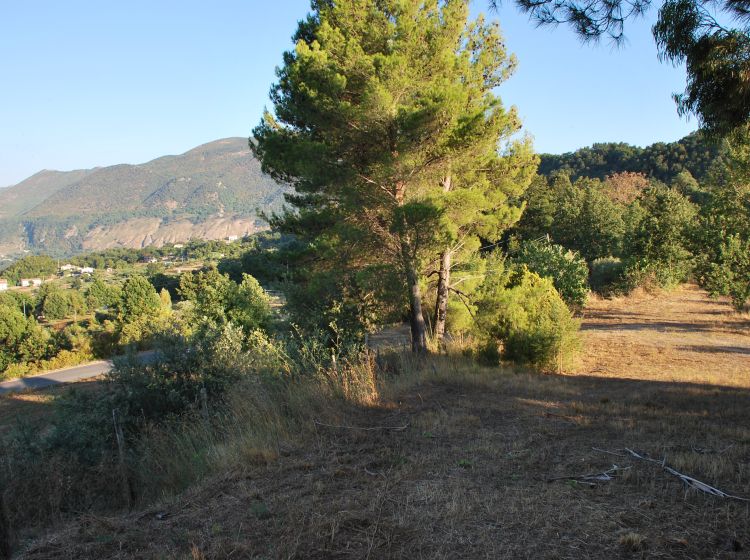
left=579, top=283, right=750, bottom=387
left=0, top=380, right=101, bottom=436
left=11, top=285, right=750, bottom=559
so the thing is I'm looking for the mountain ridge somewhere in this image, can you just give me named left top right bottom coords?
left=0, top=138, right=286, bottom=257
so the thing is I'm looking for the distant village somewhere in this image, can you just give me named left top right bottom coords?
left=0, top=235, right=244, bottom=292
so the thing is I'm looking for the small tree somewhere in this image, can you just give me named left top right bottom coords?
left=624, top=185, right=697, bottom=288
left=513, top=240, right=589, bottom=308
left=473, top=265, right=580, bottom=370
left=118, top=276, right=161, bottom=323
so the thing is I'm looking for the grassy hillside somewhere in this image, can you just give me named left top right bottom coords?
left=0, top=138, right=286, bottom=257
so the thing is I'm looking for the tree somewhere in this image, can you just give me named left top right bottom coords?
left=179, top=266, right=235, bottom=325
left=473, top=264, right=580, bottom=370
left=179, top=266, right=271, bottom=334
left=603, top=172, right=650, bottom=204
left=624, top=184, right=697, bottom=287
left=517, top=174, right=625, bottom=261
left=118, top=276, right=161, bottom=323
left=695, top=130, right=750, bottom=308
left=227, top=275, right=271, bottom=333
left=0, top=304, right=28, bottom=371
left=36, top=285, right=74, bottom=321
left=86, top=278, right=121, bottom=310
left=489, top=0, right=750, bottom=134
left=252, top=0, right=535, bottom=351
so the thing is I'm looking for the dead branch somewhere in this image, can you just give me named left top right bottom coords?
left=619, top=448, right=750, bottom=502
left=592, top=447, right=627, bottom=457
left=547, top=465, right=630, bottom=486
left=314, top=420, right=409, bottom=432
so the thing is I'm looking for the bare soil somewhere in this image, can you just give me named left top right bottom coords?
left=14, top=286, right=750, bottom=559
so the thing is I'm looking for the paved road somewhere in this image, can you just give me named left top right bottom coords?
left=0, top=352, right=155, bottom=395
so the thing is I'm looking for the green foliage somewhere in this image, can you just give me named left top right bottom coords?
left=253, top=0, right=537, bottom=352
left=514, top=174, right=625, bottom=261
left=513, top=240, right=589, bottom=308
left=701, top=235, right=750, bottom=310
left=118, top=275, right=161, bottom=323
left=179, top=266, right=271, bottom=334
left=85, top=278, right=121, bottom=310
left=228, top=275, right=271, bottom=333
left=1, top=255, right=57, bottom=284
left=623, top=185, right=697, bottom=289
left=589, top=257, right=626, bottom=294
left=474, top=266, right=580, bottom=370
left=654, top=3, right=750, bottom=134
left=0, top=290, right=34, bottom=314
left=159, top=288, right=172, bottom=310
left=538, top=133, right=721, bottom=183
left=694, top=131, right=750, bottom=309
left=35, top=284, right=84, bottom=320
left=0, top=305, right=52, bottom=374
left=0, top=304, right=29, bottom=371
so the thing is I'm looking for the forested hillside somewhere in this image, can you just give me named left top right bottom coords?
left=538, top=132, right=722, bottom=182
left=0, top=138, right=286, bottom=257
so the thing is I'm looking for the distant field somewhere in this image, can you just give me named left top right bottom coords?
left=579, top=284, right=750, bottom=387
left=17, top=286, right=750, bottom=559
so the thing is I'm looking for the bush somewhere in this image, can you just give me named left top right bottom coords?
left=700, top=234, right=750, bottom=310
left=474, top=266, right=580, bottom=370
left=513, top=240, right=589, bottom=308
left=589, top=257, right=626, bottom=295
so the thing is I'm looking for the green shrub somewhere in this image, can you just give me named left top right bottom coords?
left=589, top=257, right=626, bottom=295
left=701, top=234, right=750, bottom=310
left=513, top=240, right=589, bottom=308
left=474, top=267, right=580, bottom=371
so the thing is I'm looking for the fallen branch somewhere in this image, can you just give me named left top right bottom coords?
left=592, top=447, right=627, bottom=458
left=624, top=448, right=750, bottom=501
left=591, top=447, right=750, bottom=502
left=547, top=464, right=630, bottom=486
left=314, top=420, right=409, bottom=432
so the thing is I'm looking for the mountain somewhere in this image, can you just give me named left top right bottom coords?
left=0, top=138, right=287, bottom=257
left=538, top=132, right=723, bottom=184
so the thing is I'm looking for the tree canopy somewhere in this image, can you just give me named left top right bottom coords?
left=253, top=0, right=537, bottom=351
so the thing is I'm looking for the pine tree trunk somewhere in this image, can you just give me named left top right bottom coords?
left=433, top=247, right=451, bottom=348
left=433, top=169, right=453, bottom=349
left=403, top=253, right=428, bottom=353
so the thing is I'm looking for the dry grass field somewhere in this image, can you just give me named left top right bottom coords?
left=579, top=284, right=750, bottom=387
left=12, top=285, right=750, bottom=559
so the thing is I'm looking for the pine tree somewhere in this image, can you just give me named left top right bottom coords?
left=253, top=0, right=536, bottom=351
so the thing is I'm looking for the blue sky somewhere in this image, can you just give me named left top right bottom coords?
left=0, top=0, right=695, bottom=187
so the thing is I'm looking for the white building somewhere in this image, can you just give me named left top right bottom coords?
left=59, top=264, right=78, bottom=272
left=0, top=279, right=7, bottom=291
left=20, top=278, right=43, bottom=287
left=80, top=266, right=95, bottom=274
